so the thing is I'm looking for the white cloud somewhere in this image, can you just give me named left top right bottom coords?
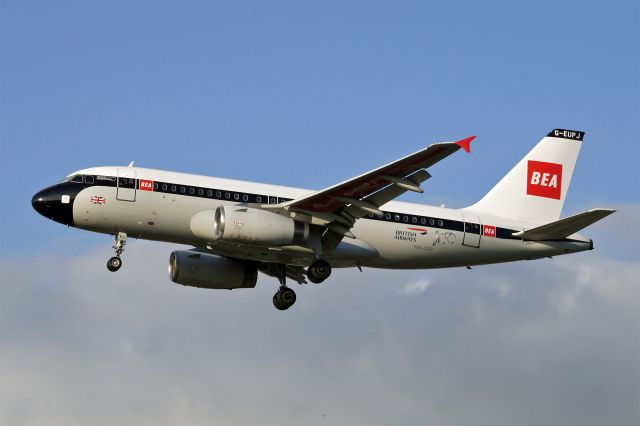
left=399, top=278, right=431, bottom=295
left=0, top=216, right=639, bottom=426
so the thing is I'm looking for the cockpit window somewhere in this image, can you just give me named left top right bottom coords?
left=68, top=175, right=84, bottom=183
left=85, top=175, right=95, bottom=184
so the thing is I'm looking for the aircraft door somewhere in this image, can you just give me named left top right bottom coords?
left=462, top=211, right=481, bottom=248
left=117, top=168, right=137, bottom=201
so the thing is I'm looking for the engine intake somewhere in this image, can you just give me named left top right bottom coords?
left=169, top=250, right=257, bottom=289
left=191, top=206, right=308, bottom=246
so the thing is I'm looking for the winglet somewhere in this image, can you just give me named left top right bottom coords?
left=455, top=136, right=475, bottom=153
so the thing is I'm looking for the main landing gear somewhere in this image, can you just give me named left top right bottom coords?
left=106, top=232, right=127, bottom=272
left=273, top=286, right=297, bottom=311
left=306, top=259, right=332, bottom=284
left=272, top=264, right=296, bottom=310
left=271, top=259, right=333, bottom=310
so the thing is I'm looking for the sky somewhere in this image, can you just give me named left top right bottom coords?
left=1, top=0, right=639, bottom=425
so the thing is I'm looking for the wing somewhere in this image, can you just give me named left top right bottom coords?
left=276, top=136, right=475, bottom=249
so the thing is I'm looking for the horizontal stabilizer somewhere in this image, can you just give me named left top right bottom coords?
left=512, top=209, right=616, bottom=241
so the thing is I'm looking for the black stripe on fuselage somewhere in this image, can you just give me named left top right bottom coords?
left=74, top=174, right=522, bottom=240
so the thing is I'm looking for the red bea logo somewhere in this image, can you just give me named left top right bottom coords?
left=483, top=225, right=496, bottom=238
left=527, top=161, right=562, bottom=200
left=139, top=179, right=154, bottom=191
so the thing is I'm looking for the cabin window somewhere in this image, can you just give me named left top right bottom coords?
left=438, top=219, right=443, bottom=227
left=153, top=182, right=159, bottom=190
left=188, top=187, right=195, bottom=195
left=216, top=191, right=221, bottom=198
left=207, top=190, right=213, bottom=197
left=429, top=218, right=435, bottom=226
left=242, top=194, right=249, bottom=202
left=403, top=215, right=409, bottom=223
left=225, top=192, right=231, bottom=199
left=256, top=196, right=262, bottom=203
left=385, top=213, right=391, bottom=220
left=420, top=217, right=427, bottom=225
left=233, top=193, right=240, bottom=201
left=171, top=185, right=177, bottom=192
left=198, top=189, right=204, bottom=196
left=162, top=184, right=168, bottom=191
left=412, top=216, right=418, bottom=224
left=394, top=214, right=400, bottom=221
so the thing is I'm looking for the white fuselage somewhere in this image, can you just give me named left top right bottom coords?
left=68, top=166, right=591, bottom=269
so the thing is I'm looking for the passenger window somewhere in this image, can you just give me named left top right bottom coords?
left=189, top=187, right=195, bottom=195
left=429, top=219, right=435, bottom=226
left=242, top=194, right=249, bottom=202
left=171, top=185, right=177, bottom=192
left=198, top=189, right=204, bottom=196
left=256, top=196, right=262, bottom=203
left=162, top=184, right=168, bottom=191
left=154, top=182, right=159, bottom=190
left=385, top=213, right=391, bottom=220
left=394, top=214, right=400, bottom=221
left=216, top=191, right=221, bottom=198
left=412, top=216, right=417, bottom=224
left=403, top=215, right=409, bottom=223
left=84, top=175, right=94, bottom=184
left=438, top=220, right=443, bottom=227
left=225, top=192, right=231, bottom=199
left=207, top=190, right=213, bottom=197
left=234, top=193, right=240, bottom=201
left=420, top=217, right=426, bottom=225
left=70, top=175, right=83, bottom=183
left=180, top=186, right=186, bottom=194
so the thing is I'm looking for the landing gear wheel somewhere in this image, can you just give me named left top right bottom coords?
left=106, top=256, right=122, bottom=272
left=106, top=232, right=127, bottom=272
left=273, top=286, right=296, bottom=310
left=307, top=259, right=332, bottom=284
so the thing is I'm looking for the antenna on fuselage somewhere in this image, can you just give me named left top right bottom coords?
left=127, top=161, right=135, bottom=167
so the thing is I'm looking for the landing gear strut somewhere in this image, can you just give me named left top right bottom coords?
left=307, top=259, right=331, bottom=284
left=272, top=264, right=296, bottom=310
left=106, top=232, right=127, bottom=272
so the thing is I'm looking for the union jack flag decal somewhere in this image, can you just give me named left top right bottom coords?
left=90, top=196, right=106, bottom=204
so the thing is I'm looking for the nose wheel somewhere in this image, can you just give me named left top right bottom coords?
left=106, top=232, right=127, bottom=272
left=107, top=256, right=122, bottom=272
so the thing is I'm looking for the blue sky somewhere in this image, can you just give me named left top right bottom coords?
left=1, top=0, right=638, bottom=255
left=1, top=1, right=639, bottom=425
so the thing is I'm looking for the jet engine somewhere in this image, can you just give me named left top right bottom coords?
left=190, top=206, right=309, bottom=246
left=168, top=250, right=258, bottom=289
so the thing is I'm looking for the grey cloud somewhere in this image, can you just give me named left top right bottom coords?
left=1, top=223, right=638, bottom=425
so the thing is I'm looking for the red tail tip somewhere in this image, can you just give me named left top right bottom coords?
left=455, top=136, right=475, bottom=153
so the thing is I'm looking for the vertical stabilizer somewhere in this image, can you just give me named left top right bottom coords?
left=468, top=129, right=584, bottom=224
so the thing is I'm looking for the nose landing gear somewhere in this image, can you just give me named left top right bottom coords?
left=106, top=232, right=127, bottom=272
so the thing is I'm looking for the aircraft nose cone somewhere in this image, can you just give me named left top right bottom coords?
left=31, top=185, right=75, bottom=226
left=31, top=191, right=46, bottom=215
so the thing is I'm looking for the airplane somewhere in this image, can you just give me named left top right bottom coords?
left=32, top=129, right=615, bottom=310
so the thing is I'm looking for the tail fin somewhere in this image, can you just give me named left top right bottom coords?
left=469, top=129, right=584, bottom=224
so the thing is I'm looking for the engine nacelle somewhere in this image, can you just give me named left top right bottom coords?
left=168, top=250, right=257, bottom=289
left=191, top=206, right=308, bottom=246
